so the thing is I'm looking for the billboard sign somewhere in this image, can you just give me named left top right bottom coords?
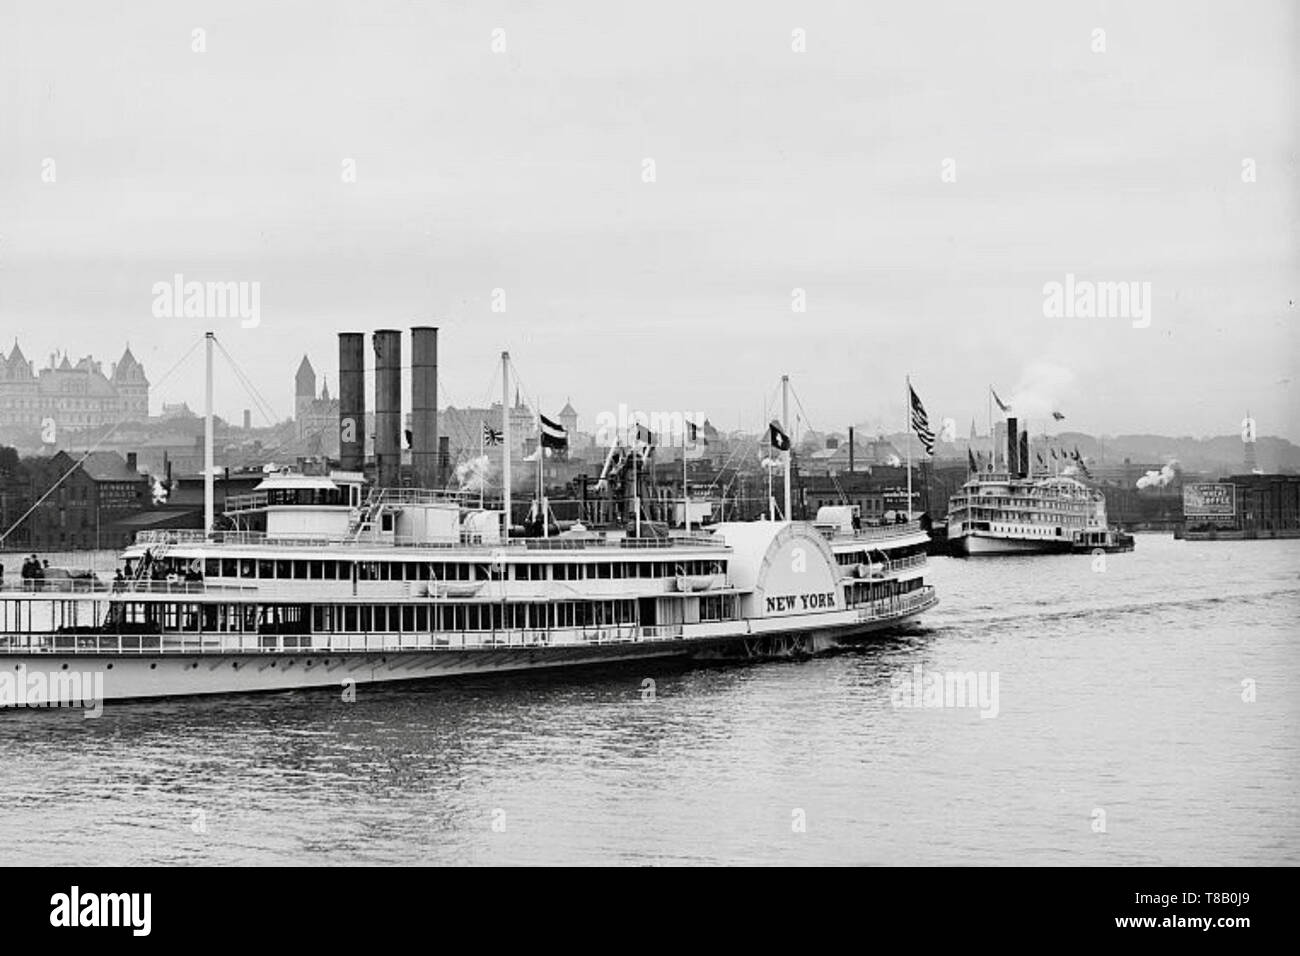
left=1183, top=482, right=1236, bottom=518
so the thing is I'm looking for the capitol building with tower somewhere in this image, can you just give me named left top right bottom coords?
left=0, top=341, right=149, bottom=433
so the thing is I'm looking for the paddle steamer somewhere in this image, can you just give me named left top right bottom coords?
left=0, top=332, right=936, bottom=703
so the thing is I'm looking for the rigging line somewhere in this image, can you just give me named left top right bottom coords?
left=705, top=382, right=780, bottom=497
left=212, top=337, right=281, bottom=426
left=215, top=350, right=278, bottom=431
left=789, top=382, right=821, bottom=442
left=0, top=336, right=204, bottom=544
left=214, top=343, right=278, bottom=428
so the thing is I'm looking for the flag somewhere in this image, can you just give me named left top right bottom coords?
left=1036, top=451, right=1045, bottom=466
left=991, top=387, right=1011, bottom=414
left=968, top=448, right=978, bottom=473
left=768, top=421, right=791, bottom=452
left=685, top=419, right=700, bottom=443
left=482, top=423, right=503, bottom=447
left=908, top=384, right=934, bottom=456
left=1052, top=410, right=1065, bottom=422
left=539, top=414, right=568, bottom=450
left=633, top=423, right=654, bottom=447
left=1050, top=447, right=1058, bottom=460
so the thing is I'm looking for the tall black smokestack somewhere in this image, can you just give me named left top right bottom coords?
left=1019, top=430, right=1030, bottom=479
left=373, top=330, right=402, bottom=487
left=1006, top=416, right=1019, bottom=476
left=410, top=326, right=439, bottom=489
left=338, top=332, right=365, bottom=471
left=848, top=426, right=855, bottom=474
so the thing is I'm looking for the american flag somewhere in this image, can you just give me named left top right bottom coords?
left=482, top=423, right=502, bottom=447
left=909, top=384, right=934, bottom=456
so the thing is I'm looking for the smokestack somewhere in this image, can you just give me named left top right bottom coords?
left=1019, top=430, right=1030, bottom=479
left=242, top=409, right=251, bottom=431
left=1006, top=416, right=1019, bottom=476
left=438, top=435, right=450, bottom=486
left=410, top=326, right=439, bottom=489
left=848, top=426, right=855, bottom=474
left=338, top=333, right=365, bottom=472
left=373, top=330, right=402, bottom=487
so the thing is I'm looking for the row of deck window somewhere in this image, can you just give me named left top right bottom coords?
left=103, top=598, right=737, bottom=634
left=844, top=578, right=925, bottom=608
left=185, top=557, right=726, bottom=582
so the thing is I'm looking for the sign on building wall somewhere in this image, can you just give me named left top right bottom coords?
left=1183, top=482, right=1236, bottom=517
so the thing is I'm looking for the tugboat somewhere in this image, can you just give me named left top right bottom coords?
left=1071, top=527, right=1135, bottom=554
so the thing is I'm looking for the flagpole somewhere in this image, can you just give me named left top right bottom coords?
left=781, top=374, right=791, bottom=521
left=538, top=411, right=548, bottom=538
left=634, top=428, right=641, bottom=537
left=479, top=424, right=485, bottom=510
left=987, top=385, right=994, bottom=471
left=682, top=423, right=689, bottom=533
left=501, top=351, right=511, bottom=544
left=905, top=376, right=913, bottom=519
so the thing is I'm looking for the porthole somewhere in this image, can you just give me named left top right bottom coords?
left=149, top=663, right=157, bottom=670
left=106, top=663, right=113, bottom=670
left=61, top=663, right=69, bottom=670
left=232, top=662, right=239, bottom=670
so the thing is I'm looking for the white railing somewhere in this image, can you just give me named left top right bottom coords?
left=850, top=586, right=937, bottom=622
left=0, top=622, right=687, bottom=656
left=821, top=519, right=925, bottom=543
left=132, top=529, right=726, bottom=552
left=838, top=551, right=928, bottom=579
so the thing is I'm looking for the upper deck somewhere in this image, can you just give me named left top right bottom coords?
left=129, top=527, right=729, bottom=554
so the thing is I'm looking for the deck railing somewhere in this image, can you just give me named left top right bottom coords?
left=842, top=551, right=928, bottom=577
left=131, top=529, right=726, bottom=551
left=818, top=519, right=925, bottom=543
left=0, top=590, right=937, bottom=657
left=0, top=622, right=691, bottom=656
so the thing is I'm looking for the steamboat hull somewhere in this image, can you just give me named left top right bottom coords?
left=949, top=533, right=1073, bottom=556
left=1, top=601, right=934, bottom=703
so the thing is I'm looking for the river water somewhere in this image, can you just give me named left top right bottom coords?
left=1, top=534, right=1296, bottom=865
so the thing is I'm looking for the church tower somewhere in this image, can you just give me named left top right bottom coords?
left=295, top=356, right=316, bottom=432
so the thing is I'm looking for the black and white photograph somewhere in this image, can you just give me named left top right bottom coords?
left=0, top=0, right=1295, bottom=909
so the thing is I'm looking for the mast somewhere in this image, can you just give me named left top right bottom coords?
left=905, top=375, right=913, bottom=519
left=538, top=409, right=547, bottom=538
left=501, top=351, right=511, bottom=543
left=682, top=421, right=689, bottom=533
left=204, top=331, right=215, bottom=538
left=781, top=374, right=791, bottom=521
left=987, top=385, right=994, bottom=472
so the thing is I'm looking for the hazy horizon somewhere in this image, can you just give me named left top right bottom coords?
left=2, top=0, right=1296, bottom=441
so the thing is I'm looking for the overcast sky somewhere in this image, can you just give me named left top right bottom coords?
left=1, top=0, right=1296, bottom=441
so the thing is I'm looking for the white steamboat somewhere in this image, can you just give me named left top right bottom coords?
left=0, top=333, right=936, bottom=703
